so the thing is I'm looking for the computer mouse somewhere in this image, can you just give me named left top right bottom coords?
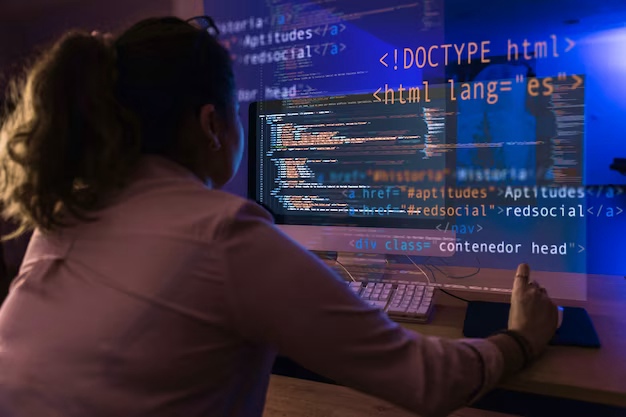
left=557, top=306, right=564, bottom=329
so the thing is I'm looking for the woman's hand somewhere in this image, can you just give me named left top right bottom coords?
left=508, top=263, right=558, bottom=357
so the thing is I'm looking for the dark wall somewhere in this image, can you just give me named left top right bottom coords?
left=0, top=0, right=175, bottom=101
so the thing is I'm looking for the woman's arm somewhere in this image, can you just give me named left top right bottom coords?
left=221, top=202, right=525, bottom=417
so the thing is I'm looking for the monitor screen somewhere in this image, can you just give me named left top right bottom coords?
left=248, top=83, right=587, bottom=300
left=249, top=91, right=459, bottom=258
left=211, top=0, right=626, bottom=299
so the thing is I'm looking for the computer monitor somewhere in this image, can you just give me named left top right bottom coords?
left=248, top=81, right=587, bottom=302
left=248, top=88, right=459, bottom=259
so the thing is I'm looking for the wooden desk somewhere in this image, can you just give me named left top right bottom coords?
left=400, top=267, right=626, bottom=407
left=264, top=374, right=519, bottom=417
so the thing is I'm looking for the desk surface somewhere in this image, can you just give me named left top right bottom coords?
left=398, top=267, right=626, bottom=407
left=264, top=375, right=520, bottom=417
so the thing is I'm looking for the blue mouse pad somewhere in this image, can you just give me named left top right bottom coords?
left=463, top=301, right=601, bottom=347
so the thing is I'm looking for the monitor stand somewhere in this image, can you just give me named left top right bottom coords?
left=463, top=301, right=601, bottom=348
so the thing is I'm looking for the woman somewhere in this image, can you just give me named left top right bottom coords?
left=0, top=17, right=557, bottom=417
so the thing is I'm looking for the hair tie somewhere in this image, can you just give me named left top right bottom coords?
left=90, top=30, right=117, bottom=61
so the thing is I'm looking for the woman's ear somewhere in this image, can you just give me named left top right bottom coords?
left=198, top=103, right=222, bottom=151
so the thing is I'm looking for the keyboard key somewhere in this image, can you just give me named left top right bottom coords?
left=368, top=300, right=388, bottom=309
left=417, top=305, right=429, bottom=315
left=387, top=305, right=407, bottom=314
left=353, top=280, right=434, bottom=323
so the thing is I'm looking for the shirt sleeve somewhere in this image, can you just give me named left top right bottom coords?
left=220, top=201, right=510, bottom=417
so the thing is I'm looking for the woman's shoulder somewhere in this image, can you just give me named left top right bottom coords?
left=122, top=155, right=274, bottom=223
left=80, top=157, right=277, bottom=241
left=148, top=188, right=277, bottom=248
left=191, top=188, right=274, bottom=224
left=120, top=183, right=274, bottom=236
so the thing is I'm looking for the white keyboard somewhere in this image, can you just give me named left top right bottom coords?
left=347, top=281, right=435, bottom=323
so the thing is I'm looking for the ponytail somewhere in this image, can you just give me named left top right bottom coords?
left=0, top=17, right=235, bottom=239
left=0, top=30, right=140, bottom=238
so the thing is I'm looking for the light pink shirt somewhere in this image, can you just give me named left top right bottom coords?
left=0, top=156, right=507, bottom=417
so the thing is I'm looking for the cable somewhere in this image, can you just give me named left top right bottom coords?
left=431, top=264, right=481, bottom=279
left=334, top=259, right=356, bottom=282
left=405, top=255, right=431, bottom=285
left=430, top=256, right=481, bottom=279
left=440, top=289, right=469, bottom=303
left=416, top=256, right=477, bottom=301
left=422, top=262, right=470, bottom=303
left=423, top=264, right=437, bottom=283
left=338, top=255, right=470, bottom=302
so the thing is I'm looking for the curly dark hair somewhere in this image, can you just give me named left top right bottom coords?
left=0, top=17, right=234, bottom=239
